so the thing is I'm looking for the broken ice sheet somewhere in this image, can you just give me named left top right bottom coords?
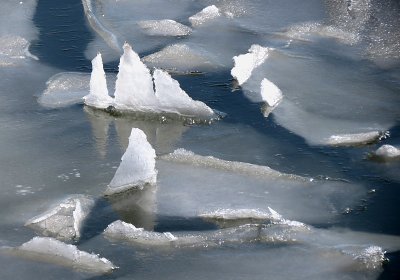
left=156, top=149, right=365, bottom=224
left=3, top=237, right=116, bottom=274
left=25, top=195, right=95, bottom=242
left=241, top=48, right=400, bottom=146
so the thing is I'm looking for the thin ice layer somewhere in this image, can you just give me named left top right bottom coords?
left=157, top=149, right=364, bottom=223
left=106, top=128, right=157, bottom=195
left=189, top=5, right=221, bottom=27
left=114, top=43, right=157, bottom=109
left=138, top=20, right=192, bottom=36
left=8, top=237, right=115, bottom=274
left=153, top=69, right=214, bottom=117
left=25, top=195, right=95, bottom=241
left=231, top=45, right=271, bottom=85
left=84, top=53, right=113, bottom=109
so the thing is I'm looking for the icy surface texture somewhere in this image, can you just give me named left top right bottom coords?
left=231, top=45, right=271, bottom=85
left=374, top=145, right=400, bottom=160
left=106, top=128, right=157, bottom=195
left=325, top=131, right=385, bottom=146
left=84, top=53, right=113, bottom=109
left=153, top=69, right=214, bottom=117
left=114, top=43, right=157, bottom=109
left=25, top=195, right=95, bottom=241
left=0, top=36, right=38, bottom=66
left=143, top=44, right=216, bottom=72
left=104, top=220, right=179, bottom=246
left=10, top=237, right=115, bottom=274
left=189, top=5, right=221, bottom=27
left=138, top=20, right=192, bottom=36
left=158, top=149, right=364, bottom=223
left=39, top=72, right=90, bottom=108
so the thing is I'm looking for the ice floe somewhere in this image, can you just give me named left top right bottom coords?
left=138, top=20, right=192, bottom=36
left=372, top=144, right=400, bottom=161
left=231, top=45, right=271, bottom=85
left=157, top=149, right=364, bottom=223
left=6, top=237, right=115, bottom=274
left=325, top=131, right=387, bottom=146
left=105, top=128, right=157, bottom=195
left=189, top=5, right=221, bottom=27
left=25, top=195, right=95, bottom=241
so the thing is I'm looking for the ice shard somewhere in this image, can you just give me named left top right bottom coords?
left=25, top=195, right=95, bottom=241
left=114, top=43, right=157, bottom=109
left=231, top=45, right=271, bottom=85
left=189, top=5, right=221, bottom=27
left=373, top=144, right=400, bottom=160
left=106, top=128, right=157, bottom=195
left=7, top=237, right=116, bottom=274
left=153, top=69, right=214, bottom=117
left=84, top=53, right=113, bottom=109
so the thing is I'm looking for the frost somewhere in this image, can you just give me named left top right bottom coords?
left=138, top=20, right=192, bottom=36
left=106, top=128, right=157, bottom=195
left=189, top=5, right=221, bottom=27
left=231, top=45, right=271, bottom=85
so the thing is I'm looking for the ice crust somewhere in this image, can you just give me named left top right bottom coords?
left=25, top=195, right=95, bottom=241
left=9, top=237, right=115, bottom=274
left=189, top=5, right=221, bottom=27
left=231, top=45, right=271, bottom=85
left=325, top=131, right=385, bottom=146
left=106, top=128, right=157, bottom=195
left=84, top=43, right=215, bottom=119
left=138, top=20, right=192, bottom=36
left=374, top=144, right=400, bottom=160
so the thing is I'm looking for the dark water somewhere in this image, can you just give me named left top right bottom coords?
left=0, top=0, right=397, bottom=279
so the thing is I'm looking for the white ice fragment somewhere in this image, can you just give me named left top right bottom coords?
left=25, top=195, right=95, bottom=241
left=114, top=43, right=157, bottom=109
left=38, top=72, right=90, bottom=108
left=10, top=237, right=116, bottom=274
left=104, top=220, right=177, bottom=246
left=189, top=5, right=221, bottom=27
left=353, top=246, right=386, bottom=270
left=231, top=45, right=271, bottom=85
left=200, top=209, right=274, bottom=221
left=84, top=53, right=113, bottom=109
left=153, top=69, right=214, bottom=117
left=106, top=128, right=157, bottom=195
left=260, top=78, right=283, bottom=107
left=142, top=43, right=215, bottom=72
left=374, top=144, right=400, bottom=159
left=325, top=131, right=383, bottom=146
left=138, top=20, right=192, bottom=36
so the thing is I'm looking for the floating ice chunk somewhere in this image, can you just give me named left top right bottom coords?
left=114, top=43, right=158, bottom=109
left=0, top=35, right=38, bottom=66
left=143, top=43, right=215, bottom=72
left=38, top=72, right=90, bottom=108
left=84, top=53, right=113, bottom=109
left=104, top=220, right=179, bottom=247
left=260, top=78, right=283, bottom=107
left=373, top=144, right=400, bottom=160
left=231, top=45, right=271, bottom=85
left=325, top=131, right=385, bottom=146
left=153, top=69, right=214, bottom=117
left=161, top=148, right=306, bottom=181
left=106, top=128, right=157, bottom=195
left=189, top=5, right=221, bottom=27
left=25, top=195, right=95, bottom=241
left=8, top=237, right=115, bottom=274
left=138, top=20, right=192, bottom=36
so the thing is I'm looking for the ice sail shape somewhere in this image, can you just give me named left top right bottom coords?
left=189, top=5, right=221, bottom=27
left=114, top=43, right=157, bottom=109
left=8, top=237, right=116, bottom=274
left=84, top=53, right=113, bottom=109
left=25, top=195, right=95, bottom=241
left=231, top=45, right=270, bottom=85
left=106, top=128, right=157, bottom=195
left=153, top=69, right=214, bottom=117
left=260, top=78, right=283, bottom=107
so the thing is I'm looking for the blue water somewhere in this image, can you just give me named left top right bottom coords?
left=0, top=0, right=399, bottom=279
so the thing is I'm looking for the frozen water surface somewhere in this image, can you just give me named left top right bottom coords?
left=1, top=0, right=400, bottom=279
